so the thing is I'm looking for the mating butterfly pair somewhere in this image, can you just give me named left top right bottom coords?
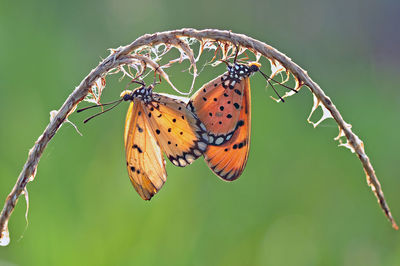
left=80, top=62, right=267, bottom=200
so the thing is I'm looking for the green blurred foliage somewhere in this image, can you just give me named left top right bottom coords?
left=1, top=0, right=400, bottom=265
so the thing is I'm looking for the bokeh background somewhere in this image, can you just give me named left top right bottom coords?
left=1, top=0, right=400, bottom=265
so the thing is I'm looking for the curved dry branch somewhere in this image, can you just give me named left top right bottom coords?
left=0, top=28, right=396, bottom=246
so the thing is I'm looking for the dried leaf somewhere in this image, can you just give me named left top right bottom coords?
left=171, top=37, right=198, bottom=94
left=307, top=93, right=334, bottom=127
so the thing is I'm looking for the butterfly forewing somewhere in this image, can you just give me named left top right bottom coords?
left=145, top=93, right=208, bottom=167
left=190, top=73, right=245, bottom=144
left=204, top=77, right=251, bottom=181
left=189, top=63, right=257, bottom=180
left=124, top=100, right=167, bottom=200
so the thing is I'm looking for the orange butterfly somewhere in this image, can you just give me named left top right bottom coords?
left=188, top=62, right=259, bottom=181
left=189, top=62, right=295, bottom=181
left=79, top=82, right=209, bottom=200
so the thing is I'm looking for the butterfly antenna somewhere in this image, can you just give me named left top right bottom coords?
left=82, top=99, right=123, bottom=123
left=77, top=99, right=124, bottom=113
left=259, top=70, right=298, bottom=93
left=264, top=77, right=285, bottom=103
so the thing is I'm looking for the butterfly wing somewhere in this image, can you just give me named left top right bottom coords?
left=202, top=77, right=251, bottom=181
left=124, top=99, right=167, bottom=200
left=145, top=93, right=209, bottom=167
left=189, top=72, right=245, bottom=145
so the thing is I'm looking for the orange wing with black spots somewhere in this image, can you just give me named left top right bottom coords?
left=203, top=77, right=251, bottom=181
left=189, top=62, right=257, bottom=180
left=124, top=100, right=167, bottom=200
left=145, top=93, right=208, bottom=167
left=190, top=73, right=244, bottom=138
left=123, top=86, right=209, bottom=200
left=189, top=63, right=257, bottom=146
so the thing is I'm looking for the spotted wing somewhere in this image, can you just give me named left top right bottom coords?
left=144, top=93, right=209, bottom=167
left=204, top=77, right=251, bottom=181
left=189, top=73, right=245, bottom=145
left=124, top=99, right=167, bottom=200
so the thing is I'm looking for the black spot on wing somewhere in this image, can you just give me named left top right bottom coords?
left=237, top=120, right=244, bottom=127
left=132, top=144, right=143, bottom=153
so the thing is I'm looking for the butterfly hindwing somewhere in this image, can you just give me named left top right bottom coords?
left=124, top=100, right=167, bottom=200
left=145, top=93, right=208, bottom=167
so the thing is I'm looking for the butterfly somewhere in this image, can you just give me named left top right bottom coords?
left=188, top=62, right=259, bottom=181
left=188, top=62, right=295, bottom=181
left=79, top=82, right=209, bottom=200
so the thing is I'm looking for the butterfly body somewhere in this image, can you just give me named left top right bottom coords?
left=189, top=62, right=259, bottom=181
left=122, top=85, right=208, bottom=200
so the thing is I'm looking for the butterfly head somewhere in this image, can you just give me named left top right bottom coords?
left=248, top=62, right=261, bottom=73
left=78, top=83, right=156, bottom=123
left=120, top=85, right=153, bottom=103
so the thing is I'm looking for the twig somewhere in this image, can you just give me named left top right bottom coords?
left=0, top=28, right=396, bottom=246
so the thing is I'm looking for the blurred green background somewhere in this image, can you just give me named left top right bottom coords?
left=1, top=0, right=400, bottom=265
